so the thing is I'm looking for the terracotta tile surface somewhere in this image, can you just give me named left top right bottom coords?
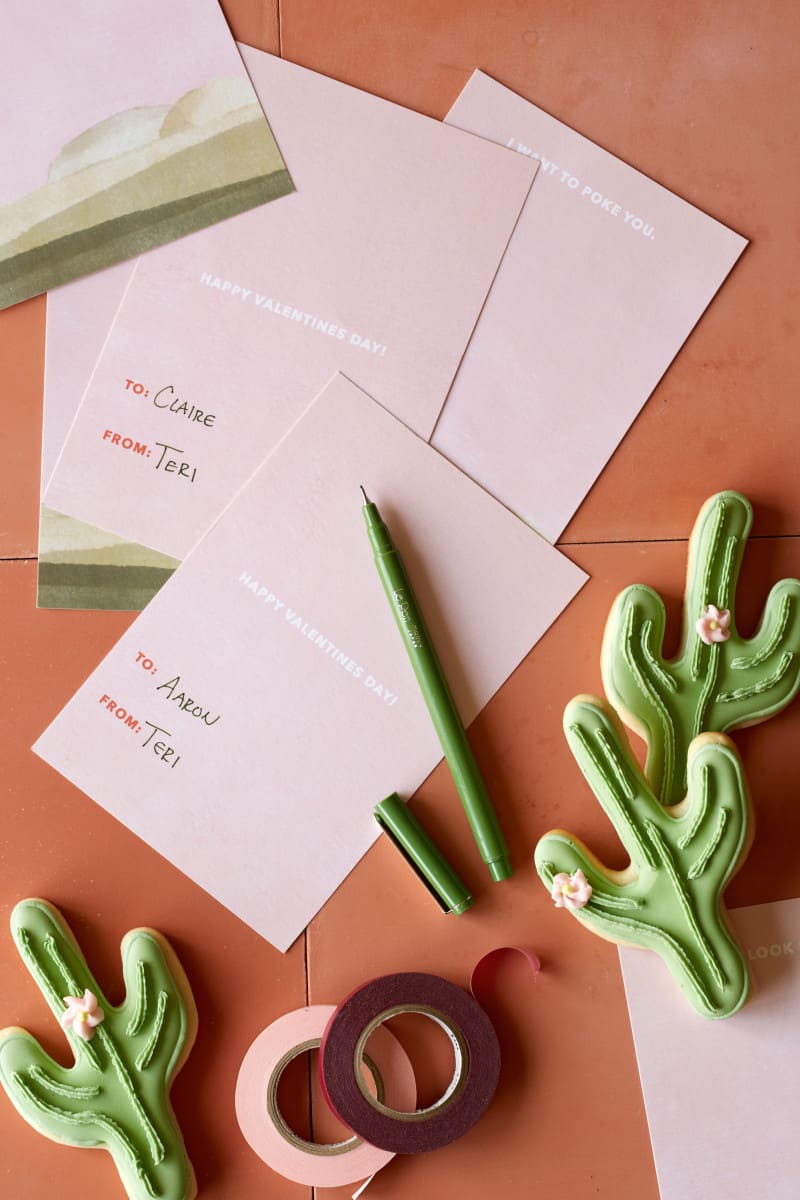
left=2, top=2, right=799, bottom=1198
left=0, top=295, right=45, bottom=558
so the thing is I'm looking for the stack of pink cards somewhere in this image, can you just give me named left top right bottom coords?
left=33, top=46, right=748, bottom=948
left=39, top=58, right=746, bottom=610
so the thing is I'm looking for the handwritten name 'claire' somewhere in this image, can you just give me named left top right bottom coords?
left=153, top=385, right=216, bottom=427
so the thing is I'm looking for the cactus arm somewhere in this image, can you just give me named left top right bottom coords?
left=708, top=578, right=800, bottom=724
left=0, top=899, right=197, bottom=1200
left=534, top=699, right=752, bottom=1019
left=120, top=930, right=196, bottom=1083
left=564, top=699, right=657, bottom=870
left=602, top=491, right=800, bottom=807
left=682, top=490, right=749, bottom=627
left=729, top=582, right=795, bottom=669
left=601, top=586, right=678, bottom=806
left=10, top=903, right=103, bottom=1070
left=0, top=1032, right=146, bottom=1172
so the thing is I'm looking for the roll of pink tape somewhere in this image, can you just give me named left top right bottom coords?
left=235, top=1004, right=417, bottom=1187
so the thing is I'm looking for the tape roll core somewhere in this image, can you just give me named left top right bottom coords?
left=320, top=973, right=501, bottom=1154
left=268, top=1036, right=363, bottom=1154
left=353, top=1004, right=468, bottom=1119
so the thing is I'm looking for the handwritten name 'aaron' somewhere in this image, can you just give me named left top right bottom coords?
left=155, top=675, right=221, bottom=726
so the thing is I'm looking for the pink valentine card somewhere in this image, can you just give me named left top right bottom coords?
left=0, top=1, right=292, bottom=310
left=435, top=70, right=747, bottom=542
left=39, top=49, right=536, bottom=604
left=620, top=897, right=800, bottom=1199
left=34, top=374, right=587, bottom=951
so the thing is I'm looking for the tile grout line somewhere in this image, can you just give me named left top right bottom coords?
left=558, top=532, right=800, bottom=547
left=4, top=530, right=800, bottom=568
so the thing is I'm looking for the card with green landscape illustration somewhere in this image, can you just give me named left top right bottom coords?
left=0, top=0, right=293, bottom=311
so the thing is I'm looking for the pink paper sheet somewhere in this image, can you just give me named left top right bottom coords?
left=34, top=374, right=586, bottom=951
left=620, top=897, right=800, bottom=1199
left=436, top=70, right=747, bottom=542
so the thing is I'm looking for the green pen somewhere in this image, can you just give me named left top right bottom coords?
left=361, top=488, right=512, bottom=882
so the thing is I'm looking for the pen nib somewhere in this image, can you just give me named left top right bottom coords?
left=360, top=484, right=370, bottom=505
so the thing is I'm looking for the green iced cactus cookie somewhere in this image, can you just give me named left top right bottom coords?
left=0, top=899, right=197, bottom=1200
left=602, top=490, right=800, bottom=808
left=535, top=697, right=753, bottom=1019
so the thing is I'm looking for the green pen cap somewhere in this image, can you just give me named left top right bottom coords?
left=375, top=793, right=474, bottom=915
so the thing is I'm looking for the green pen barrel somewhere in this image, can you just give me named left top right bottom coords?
left=363, top=499, right=512, bottom=882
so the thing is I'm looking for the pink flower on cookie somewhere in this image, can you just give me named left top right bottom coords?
left=696, top=604, right=731, bottom=645
left=61, top=989, right=105, bottom=1041
left=551, top=869, right=593, bottom=910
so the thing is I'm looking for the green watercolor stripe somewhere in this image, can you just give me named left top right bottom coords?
left=0, top=166, right=293, bottom=308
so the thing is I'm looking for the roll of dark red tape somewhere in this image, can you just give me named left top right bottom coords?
left=319, top=972, right=501, bottom=1153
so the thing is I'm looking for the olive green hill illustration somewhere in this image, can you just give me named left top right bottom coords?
left=38, top=507, right=178, bottom=612
left=0, top=77, right=293, bottom=309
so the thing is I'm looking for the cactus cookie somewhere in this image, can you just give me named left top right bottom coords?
left=602, top=490, right=800, bottom=808
left=535, top=697, right=754, bottom=1019
left=0, top=899, right=197, bottom=1200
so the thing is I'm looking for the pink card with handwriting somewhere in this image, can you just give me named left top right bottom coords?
left=39, top=49, right=535, bottom=593
left=620, top=897, right=800, bottom=1199
left=0, top=1, right=292, bottom=310
left=34, top=374, right=586, bottom=951
left=436, top=71, right=747, bottom=542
